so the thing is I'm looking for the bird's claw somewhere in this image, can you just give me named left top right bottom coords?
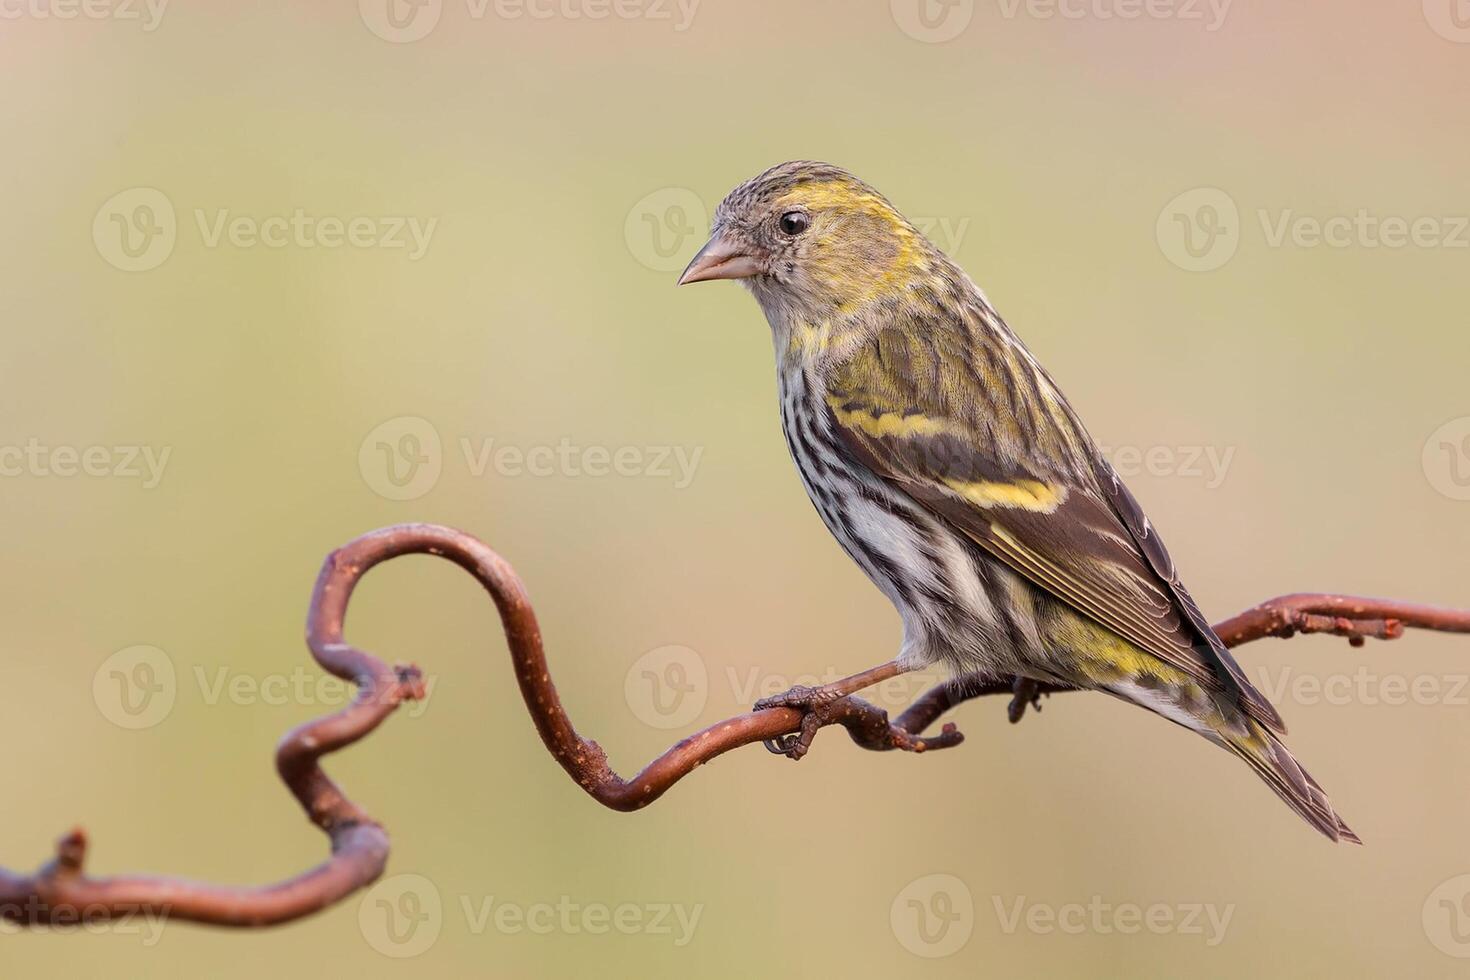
left=753, top=684, right=842, bottom=713
left=761, top=733, right=805, bottom=758
left=755, top=684, right=844, bottom=760
left=1007, top=677, right=1045, bottom=724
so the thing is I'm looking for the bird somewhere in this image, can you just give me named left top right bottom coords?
left=677, top=160, right=1357, bottom=843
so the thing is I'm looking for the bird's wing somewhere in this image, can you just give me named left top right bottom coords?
left=822, top=325, right=1285, bottom=733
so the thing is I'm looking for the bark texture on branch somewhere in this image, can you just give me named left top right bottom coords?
left=3, top=523, right=1466, bottom=929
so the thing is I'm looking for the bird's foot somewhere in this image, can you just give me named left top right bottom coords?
left=754, top=683, right=844, bottom=713
left=1007, top=677, right=1045, bottom=724
left=754, top=684, right=845, bottom=760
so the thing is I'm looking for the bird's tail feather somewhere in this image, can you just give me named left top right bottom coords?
left=1217, top=721, right=1360, bottom=844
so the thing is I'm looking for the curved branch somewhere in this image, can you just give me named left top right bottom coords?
left=3, top=523, right=1468, bottom=929
left=1213, top=593, right=1470, bottom=647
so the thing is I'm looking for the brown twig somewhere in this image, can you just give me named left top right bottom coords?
left=3, top=523, right=1468, bottom=929
left=1213, top=593, right=1470, bottom=648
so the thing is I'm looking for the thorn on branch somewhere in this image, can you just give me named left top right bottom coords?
left=40, top=829, right=88, bottom=881
left=394, top=663, right=427, bottom=702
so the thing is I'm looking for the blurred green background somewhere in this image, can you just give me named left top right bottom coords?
left=3, top=1, right=1470, bottom=976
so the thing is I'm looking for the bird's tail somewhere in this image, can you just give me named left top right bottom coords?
left=1213, top=719, right=1360, bottom=844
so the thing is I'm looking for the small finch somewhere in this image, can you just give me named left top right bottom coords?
left=679, top=161, right=1356, bottom=843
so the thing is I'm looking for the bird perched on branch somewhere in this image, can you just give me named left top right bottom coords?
left=678, top=160, right=1356, bottom=843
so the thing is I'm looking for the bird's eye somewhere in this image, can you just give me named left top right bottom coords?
left=778, top=211, right=810, bottom=236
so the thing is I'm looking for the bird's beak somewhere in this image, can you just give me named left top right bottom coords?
left=677, top=230, right=764, bottom=285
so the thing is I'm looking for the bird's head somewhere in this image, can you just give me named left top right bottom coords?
left=678, top=161, right=940, bottom=329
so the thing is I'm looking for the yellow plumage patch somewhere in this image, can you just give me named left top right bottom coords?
left=1049, top=612, right=1193, bottom=688
left=773, top=181, right=930, bottom=317
left=941, top=477, right=1064, bottom=513
left=775, top=181, right=902, bottom=223
left=826, top=396, right=948, bottom=439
